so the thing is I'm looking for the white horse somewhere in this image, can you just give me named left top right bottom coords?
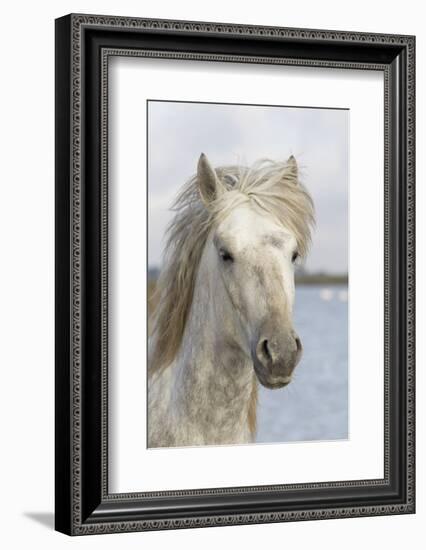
left=148, top=154, right=315, bottom=447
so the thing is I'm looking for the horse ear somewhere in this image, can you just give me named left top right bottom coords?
left=287, top=155, right=299, bottom=183
left=197, top=153, right=224, bottom=206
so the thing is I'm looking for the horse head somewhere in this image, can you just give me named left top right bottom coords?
left=197, top=153, right=313, bottom=389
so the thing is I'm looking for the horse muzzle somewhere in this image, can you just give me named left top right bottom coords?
left=251, top=329, right=302, bottom=389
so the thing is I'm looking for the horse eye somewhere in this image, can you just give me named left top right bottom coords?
left=292, top=251, right=299, bottom=263
left=219, top=248, right=234, bottom=263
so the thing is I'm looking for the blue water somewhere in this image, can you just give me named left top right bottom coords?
left=256, top=285, right=349, bottom=443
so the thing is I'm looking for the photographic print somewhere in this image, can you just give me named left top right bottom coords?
left=147, top=100, right=349, bottom=448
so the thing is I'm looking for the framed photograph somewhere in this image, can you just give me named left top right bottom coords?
left=55, top=14, right=415, bottom=535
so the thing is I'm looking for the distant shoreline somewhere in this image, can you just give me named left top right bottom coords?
left=295, top=275, right=348, bottom=286
left=148, top=269, right=348, bottom=287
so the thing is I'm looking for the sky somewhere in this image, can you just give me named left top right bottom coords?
left=148, top=101, right=349, bottom=273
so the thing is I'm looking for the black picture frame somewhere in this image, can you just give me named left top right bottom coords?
left=55, top=13, right=415, bottom=536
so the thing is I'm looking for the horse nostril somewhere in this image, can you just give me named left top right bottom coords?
left=295, top=337, right=302, bottom=352
left=262, top=339, right=272, bottom=361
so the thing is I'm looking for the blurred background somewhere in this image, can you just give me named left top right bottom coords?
left=148, top=100, right=349, bottom=443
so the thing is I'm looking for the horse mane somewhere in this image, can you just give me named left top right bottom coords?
left=247, top=379, right=258, bottom=438
left=148, top=158, right=315, bottom=375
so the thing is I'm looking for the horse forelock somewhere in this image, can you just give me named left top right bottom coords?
left=148, top=159, right=315, bottom=376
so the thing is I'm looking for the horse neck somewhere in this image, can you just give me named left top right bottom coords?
left=172, top=241, right=257, bottom=443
